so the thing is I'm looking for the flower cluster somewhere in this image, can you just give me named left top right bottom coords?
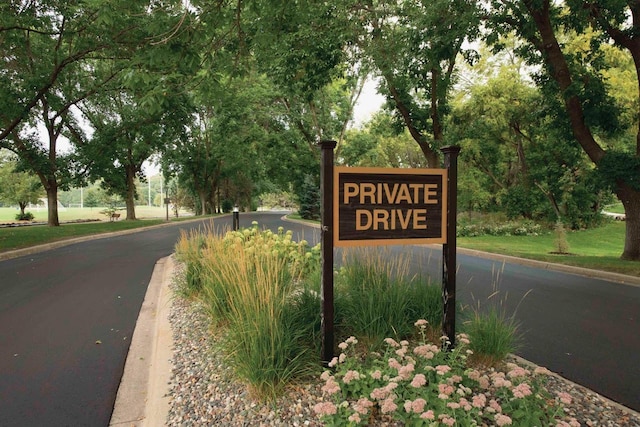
left=313, top=320, right=579, bottom=426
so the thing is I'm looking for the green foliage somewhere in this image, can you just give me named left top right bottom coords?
left=340, top=115, right=428, bottom=168
left=259, top=191, right=298, bottom=210
left=15, top=212, right=34, bottom=221
left=297, top=174, right=320, bottom=221
left=597, top=150, right=640, bottom=192
left=0, top=158, right=45, bottom=215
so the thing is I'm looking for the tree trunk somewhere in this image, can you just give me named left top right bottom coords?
left=522, top=0, right=640, bottom=259
left=46, top=183, right=59, bottom=226
left=198, top=190, right=207, bottom=216
left=125, top=166, right=137, bottom=220
left=617, top=183, right=640, bottom=260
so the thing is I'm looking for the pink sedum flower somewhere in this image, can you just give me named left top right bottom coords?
left=313, top=401, right=337, bottom=416
left=512, top=382, right=533, bottom=398
left=495, top=414, right=513, bottom=426
left=410, top=373, right=427, bottom=388
left=353, top=398, right=374, bottom=415
left=440, top=415, right=456, bottom=426
left=384, top=337, right=400, bottom=348
left=348, top=413, right=361, bottom=423
left=321, top=378, right=341, bottom=395
left=507, top=366, right=530, bottom=378
left=343, top=370, right=361, bottom=384
left=398, top=363, right=415, bottom=379
left=380, top=398, right=398, bottom=414
left=421, top=410, right=435, bottom=420
left=488, top=399, right=502, bottom=413
left=436, top=365, right=452, bottom=375
left=414, top=319, right=428, bottom=328
left=557, top=392, right=573, bottom=405
left=472, top=393, right=487, bottom=408
left=388, top=358, right=402, bottom=370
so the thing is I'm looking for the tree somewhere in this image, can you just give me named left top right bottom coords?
left=340, top=113, right=427, bottom=168
left=0, top=0, right=164, bottom=226
left=355, top=0, right=481, bottom=167
left=487, top=0, right=640, bottom=260
left=0, top=154, right=44, bottom=216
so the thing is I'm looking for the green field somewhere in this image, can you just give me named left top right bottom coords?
left=0, top=206, right=179, bottom=223
left=0, top=206, right=200, bottom=253
left=458, top=221, right=640, bottom=277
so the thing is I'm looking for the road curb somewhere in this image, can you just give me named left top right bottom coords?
left=109, top=256, right=174, bottom=426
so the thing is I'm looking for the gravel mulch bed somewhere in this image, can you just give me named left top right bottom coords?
left=166, top=281, right=640, bottom=427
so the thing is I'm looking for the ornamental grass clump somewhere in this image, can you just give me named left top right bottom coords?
left=463, top=307, right=521, bottom=367
left=314, top=320, right=579, bottom=426
left=174, top=226, right=217, bottom=296
left=336, top=248, right=442, bottom=348
left=175, top=222, right=322, bottom=400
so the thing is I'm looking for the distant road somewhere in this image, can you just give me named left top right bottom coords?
left=0, top=212, right=637, bottom=427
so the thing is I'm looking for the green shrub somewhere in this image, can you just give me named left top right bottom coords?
left=175, top=223, right=322, bottom=400
left=298, top=174, right=320, bottom=220
left=15, top=211, right=34, bottom=221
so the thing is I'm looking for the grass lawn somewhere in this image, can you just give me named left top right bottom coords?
left=0, top=206, right=203, bottom=253
left=458, top=221, right=640, bottom=277
left=0, top=206, right=177, bottom=222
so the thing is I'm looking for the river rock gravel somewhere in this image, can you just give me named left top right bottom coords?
left=165, top=277, right=640, bottom=427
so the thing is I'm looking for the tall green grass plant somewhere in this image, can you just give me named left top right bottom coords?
left=335, top=248, right=443, bottom=349
left=174, top=223, right=322, bottom=400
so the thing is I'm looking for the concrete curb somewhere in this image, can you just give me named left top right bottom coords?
left=109, top=256, right=174, bottom=426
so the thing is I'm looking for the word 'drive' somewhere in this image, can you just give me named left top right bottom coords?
left=334, top=167, right=447, bottom=247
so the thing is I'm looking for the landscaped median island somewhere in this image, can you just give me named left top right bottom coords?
left=169, top=222, right=634, bottom=426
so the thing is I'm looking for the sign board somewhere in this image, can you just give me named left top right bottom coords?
left=333, top=167, right=447, bottom=247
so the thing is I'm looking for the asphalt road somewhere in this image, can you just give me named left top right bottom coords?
left=0, top=212, right=638, bottom=427
left=0, top=217, right=226, bottom=427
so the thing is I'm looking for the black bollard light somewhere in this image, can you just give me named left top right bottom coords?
left=233, top=206, right=239, bottom=231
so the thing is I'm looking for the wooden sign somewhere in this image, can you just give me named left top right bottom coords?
left=333, top=167, right=447, bottom=247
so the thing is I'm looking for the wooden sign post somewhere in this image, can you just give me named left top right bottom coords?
left=441, top=146, right=461, bottom=349
left=319, top=140, right=337, bottom=364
